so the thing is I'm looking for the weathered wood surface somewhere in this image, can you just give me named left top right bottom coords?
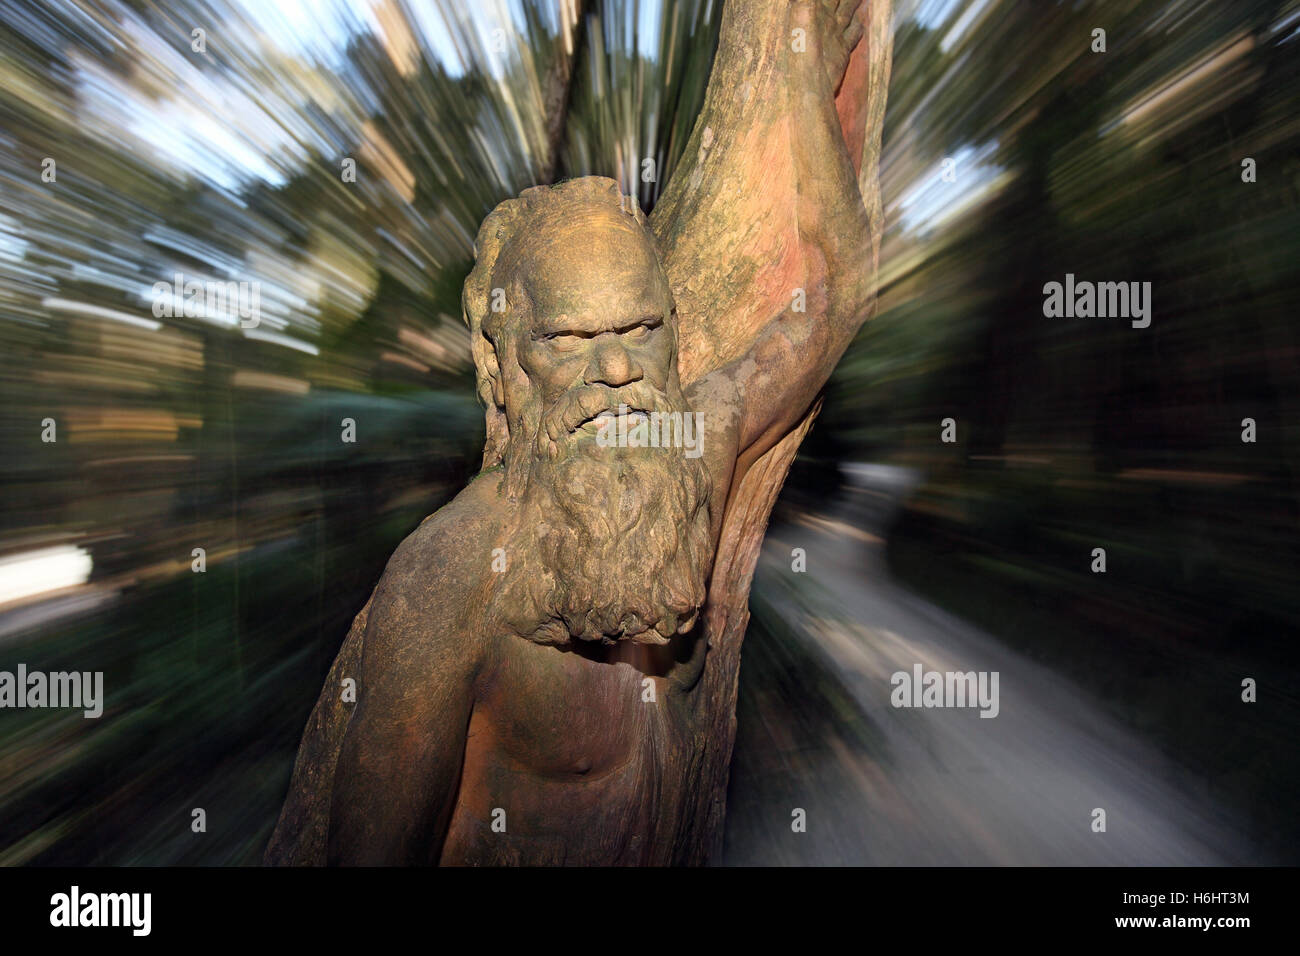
left=266, top=0, right=892, bottom=866
left=651, top=0, right=891, bottom=862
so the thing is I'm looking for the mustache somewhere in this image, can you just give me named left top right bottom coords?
left=542, top=382, right=673, bottom=442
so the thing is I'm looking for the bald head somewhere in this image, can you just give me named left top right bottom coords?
left=508, top=205, right=671, bottom=335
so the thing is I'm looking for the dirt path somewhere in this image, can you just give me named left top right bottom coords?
left=722, top=465, right=1250, bottom=865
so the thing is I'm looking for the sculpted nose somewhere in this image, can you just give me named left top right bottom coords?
left=584, top=334, right=643, bottom=388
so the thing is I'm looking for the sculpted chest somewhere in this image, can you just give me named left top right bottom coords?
left=438, top=636, right=700, bottom=865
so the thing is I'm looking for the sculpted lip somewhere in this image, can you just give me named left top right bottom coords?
left=572, top=407, right=650, bottom=435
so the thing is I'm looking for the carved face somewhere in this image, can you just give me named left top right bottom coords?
left=485, top=201, right=712, bottom=646
left=504, top=206, right=680, bottom=457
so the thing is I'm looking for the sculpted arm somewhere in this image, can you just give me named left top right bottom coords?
left=325, top=562, right=481, bottom=865
left=718, top=0, right=876, bottom=462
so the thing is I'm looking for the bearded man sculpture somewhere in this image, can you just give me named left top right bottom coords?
left=267, top=0, right=892, bottom=866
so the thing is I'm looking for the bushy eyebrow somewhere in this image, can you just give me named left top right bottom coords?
left=537, top=308, right=665, bottom=337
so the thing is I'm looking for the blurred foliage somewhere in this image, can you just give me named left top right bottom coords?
left=0, top=0, right=718, bottom=863
left=0, top=0, right=1297, bottom=863
left=821, top=0, right=1300, bottom=855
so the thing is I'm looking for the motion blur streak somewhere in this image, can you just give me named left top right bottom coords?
left=0, top=0, right=1297, bottom=863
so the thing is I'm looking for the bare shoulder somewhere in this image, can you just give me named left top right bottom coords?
left=360, top=469, right=508, bottom=674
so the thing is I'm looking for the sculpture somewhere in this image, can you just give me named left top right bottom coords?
left=266, top=0, right=892, bottom=865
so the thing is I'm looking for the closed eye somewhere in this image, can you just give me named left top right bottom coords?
left=623, top=316, right=663, bottom=339
left=537, top=316, right=662, bottom=345
left=539, top=330, right=590, bottom=348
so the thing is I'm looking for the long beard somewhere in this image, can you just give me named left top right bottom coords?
left=490, top=386, right=713, bottom=646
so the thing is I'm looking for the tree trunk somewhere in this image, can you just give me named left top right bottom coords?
left=652, top=0, right=893, bottom=863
